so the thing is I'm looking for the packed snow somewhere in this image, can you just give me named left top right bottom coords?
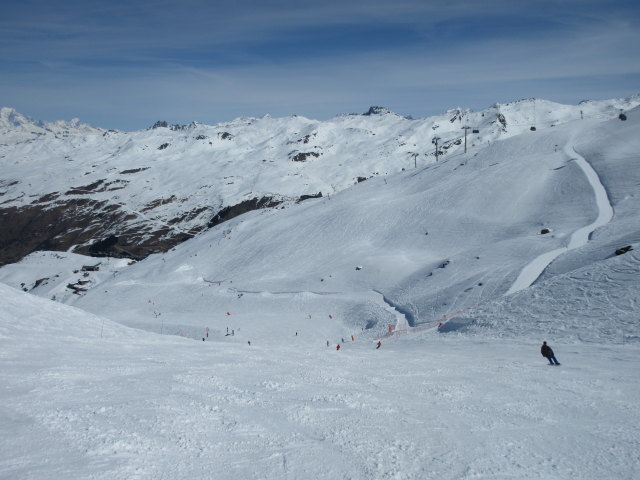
left=2, top=283, right=639, bottom=480
left=1, top=98, right=639, bottom=479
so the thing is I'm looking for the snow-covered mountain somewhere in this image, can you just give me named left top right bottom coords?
left=2, top=96, right=638, bottom=266
left=0, top=107, right=105, bottom=143
left=1, top=96, right=640, bottom=479
left=1, top=95, right=638, bottom=341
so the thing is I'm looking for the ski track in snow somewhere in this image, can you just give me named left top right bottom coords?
left=373, top=289, right=412, bottom=328
left=506, top=145, right=614, bottom=295
left=2, top=299, right=639, bottom=480
left=2, top=102, right=640, bottom=479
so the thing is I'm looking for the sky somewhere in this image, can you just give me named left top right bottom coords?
left=1, top=0, right=639, bottom=131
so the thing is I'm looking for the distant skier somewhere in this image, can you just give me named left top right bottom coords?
left=541, top=341, right=560, bottom=365
left=247, top=341, right=251, bottom=346
left=336, top=344, right=341, bottom=351
left=326, top=340, right=330, bottom=347
left=376, top=341, right=382, bottom=349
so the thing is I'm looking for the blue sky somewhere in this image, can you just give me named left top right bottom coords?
left=1, top=0, right=639, bottom=130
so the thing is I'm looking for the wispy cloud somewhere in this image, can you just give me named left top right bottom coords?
left=1, top=0, right=639, bottom=129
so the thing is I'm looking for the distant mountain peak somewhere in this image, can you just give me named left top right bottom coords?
left=363, top=106, right=395, bottom=116
left=150, top=120, right=199, bottom=131
left=0, top=107, right=103, bottom=141
left=0, top=107, right=32, bottom=127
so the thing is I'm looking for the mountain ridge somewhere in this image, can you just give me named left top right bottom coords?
left=1, top=101, right=637, bottom=348
left=1, top=95, right=638, bottom=268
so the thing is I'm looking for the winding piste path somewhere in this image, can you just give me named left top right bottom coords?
left=506, top=145, right=614, bottom=295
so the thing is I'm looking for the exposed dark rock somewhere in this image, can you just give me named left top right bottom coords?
left=297, top=133, right=317, bottom=144
left=65, top=179, right=128, bottom=195
left=0, top=199, right=196, bottom=266
left=34, top=192, right=60, bottom=203
left=120, top=167, right=150, bottom=174
left=540, top=228, right=550, bottom=235
left=81, top=263, right=101, bottom=272
left=167, top=206, right=210, bottom=224
left=208, top=197, right=282, bottom=228
left=297, top=192, right=323, bottom=203
left=66, top=180, right=105, bottom=195
left=158, top=143, right=170, bottom=150
left=0, top=180, right=19, bottom=188
left=196, top=134, right=208, bottom=140
left=218, top=132, right=233, bottom=140
left=151, top=121, right=196, bottom=131
left=66, top=283, right=88, bottom=294
left=291, top=152, right=320, bottom=162
left=33, top=277, right=49, bottom=289
left=363, top=106, right=392, bottom=116
left=619, top=113, right=627, bottom=121
left=615, top=245, right=633, bottom=255
left=356, top=177, right=368, bottom=183
left=88, top=236, right=118, bottom=256
left=497, top=114, right=507, bottom=131
left=141, top=196, right=178, bottom=212
left=449, top=109, right=464, bottom=122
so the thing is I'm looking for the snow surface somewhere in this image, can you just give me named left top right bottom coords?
left=2, top=97, right=639, bottom=249
left=1, top=98, right=640, bottom=479
left=505, top=144, right=614, bottom=295
left=2, top=283, right=639, bottom=480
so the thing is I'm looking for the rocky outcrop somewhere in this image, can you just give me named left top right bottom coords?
left=297, top=192, right=323, bottom=203
left=363, top=106, right=393, bottom=116
left=291, top=152, right=320, bottom=162
left=208, top=197, right=282, bottom=228
left=0, top=199, right=195, bottom=266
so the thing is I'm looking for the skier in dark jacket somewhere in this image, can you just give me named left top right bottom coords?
left=541, top=341, right=560, bottom=365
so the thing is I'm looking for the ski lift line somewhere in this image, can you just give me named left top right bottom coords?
left=461, top=126, right=480, bottom=153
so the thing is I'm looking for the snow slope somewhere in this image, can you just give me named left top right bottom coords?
left=1, top=101, right=637, bottom=344
left=2, top=282, right=639, bottom=480
left=1, top=97, right=639, bottom=479
left=2, top=106, right=638, bottom=345
left=7, top=107, right=618, bottom=345
left=2, top=96, right=638, bottom=261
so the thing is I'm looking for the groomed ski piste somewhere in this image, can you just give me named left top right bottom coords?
left=1, top=101, right=639, bottom=479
